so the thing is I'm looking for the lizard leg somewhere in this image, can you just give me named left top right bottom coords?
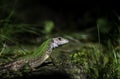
left=21, top=62, right=35, bottom=72
left=49, top=55, right=58, bottom=67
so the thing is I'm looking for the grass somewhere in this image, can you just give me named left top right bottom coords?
left=0, top=24, right=120, bottom=79
left=65, top=41, right=120, bottom=79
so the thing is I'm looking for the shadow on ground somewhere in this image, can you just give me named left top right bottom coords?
left=18, top=70, right=72, bottom=79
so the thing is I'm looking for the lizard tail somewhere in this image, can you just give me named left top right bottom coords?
left=0, top=60, right=27, bottom=73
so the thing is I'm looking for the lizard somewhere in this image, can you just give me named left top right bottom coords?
left=0, top=37, right=69, bottom=72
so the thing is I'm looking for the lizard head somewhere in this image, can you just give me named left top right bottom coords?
left=51, top=37, right=69, bottom=48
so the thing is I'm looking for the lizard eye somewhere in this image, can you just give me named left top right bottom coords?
left=58, top=37, right=62, bottom=41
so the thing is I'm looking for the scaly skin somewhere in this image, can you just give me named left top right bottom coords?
left=0, top=37, right=69, bottom=72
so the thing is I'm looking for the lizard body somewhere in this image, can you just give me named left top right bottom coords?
left=0, top=37, right=69, bottom=72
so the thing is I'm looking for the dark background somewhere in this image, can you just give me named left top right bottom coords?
left=1, top=0, right=120, bottom=31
